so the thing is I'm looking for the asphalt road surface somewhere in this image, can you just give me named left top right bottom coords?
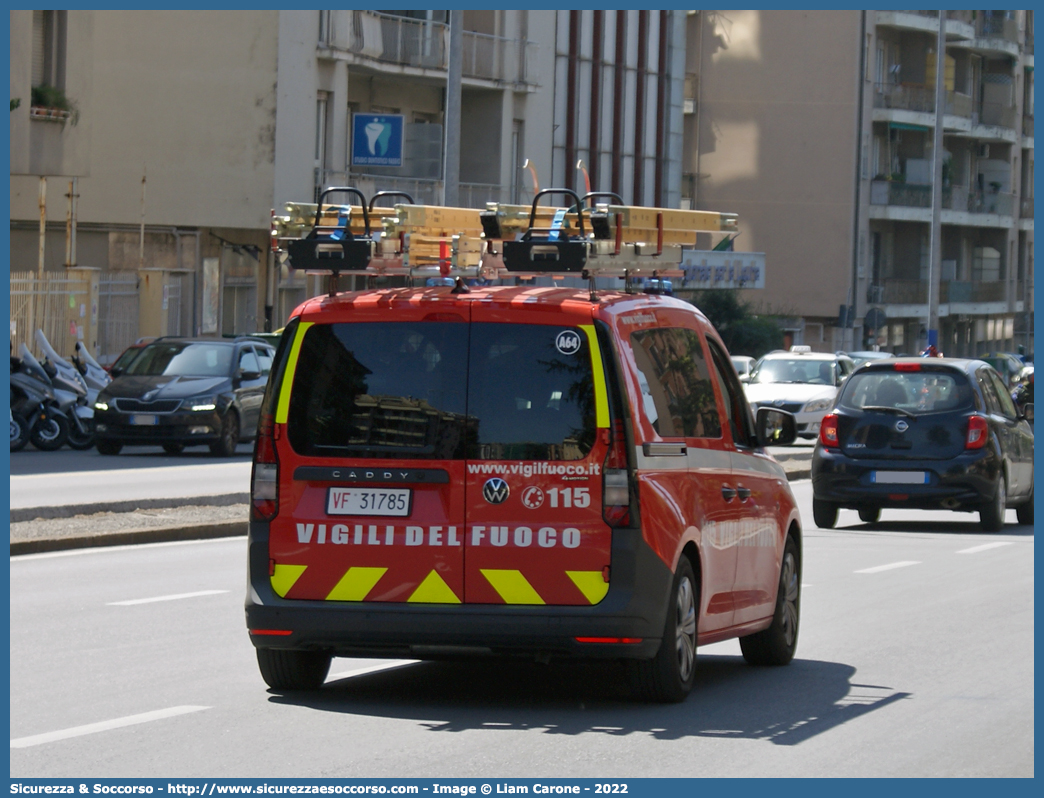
left=10, top=480, right=1032, bottom=778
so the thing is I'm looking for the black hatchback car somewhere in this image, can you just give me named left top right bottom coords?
left=812, top=358, right=1033, bottom=531
left=94, top=337, right=274, bottom=456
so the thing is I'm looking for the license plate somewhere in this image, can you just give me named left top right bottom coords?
left=129, top=414, right=157, bottom=426
left=327, top=487, right=412, bottom=517
left=871, top=471, right=929, bottom=485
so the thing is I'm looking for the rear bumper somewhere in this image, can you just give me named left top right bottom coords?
left=811, top=445, right=998, bottom=510
left=245, top=520, right=672, bottom=661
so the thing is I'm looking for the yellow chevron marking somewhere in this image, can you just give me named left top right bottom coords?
left=480, top=569, right=545, bottom=605
left=326, top=567, right=388, bottom=602
left=407, top=570, right=461, bottom=604
left=275, top=321, right=313, bottom=424
left=270, top=564, right=307, bottom=598
left=580, top=325, right=609, bottom=428
left=566, top=570, right=610, bottom=605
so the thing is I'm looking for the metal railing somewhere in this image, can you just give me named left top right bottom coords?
left=10, top=271, right=93, bottom=361
left=344, top=10, right=538, bottom=85
left=870, top=181, right=1015, bottom=216
left=980, top=101, right=1017, bottom=129
left=976, top=15, right=1018, bottom=42
left=878, top=279, right=1008, bottom=305
left=873, top=82, right=934, bottom=113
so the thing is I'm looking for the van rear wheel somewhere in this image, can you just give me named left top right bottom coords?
left=631, top=557, right=698, bottom=703
left=256, top=648, right=331, bottom=691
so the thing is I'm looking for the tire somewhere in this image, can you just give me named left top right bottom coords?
left=210, top=409, right=240, bottom=457
left=631, top=557, right=698, bottom=703
left=163, top=443, right=185, bottom=455
left=979, top=477, right=1006, bottom=532
left=740, top=535, right=800, bottom=666
left=10, top=413, right=30, bottom=452
left=30, top=413, right=69, bottom=451
left=96, top=439, right=123, bottom=456
left=66, top=417, right=96, bottom=451
left=256, top=648, right=331, bottom=691
left=812, top=498, right=838, bottom=529
left=858, top=507, right=880, bottom=524
left=1016, top=486, right=1033, bottom=526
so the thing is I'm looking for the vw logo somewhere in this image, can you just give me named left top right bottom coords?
left=555, top=330, right=582, bottom=356
left=895, top=419, right=909, bottom=433
left=773, top=398, right=785, bottom=408
left=482, top=478, right=510, bottom=505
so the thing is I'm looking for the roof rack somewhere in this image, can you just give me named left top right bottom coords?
left=272, top=186, right=740, bottom=288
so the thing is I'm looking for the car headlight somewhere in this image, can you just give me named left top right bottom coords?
left=94, top=401, right=109, bottom=411
left=187, top=398, right=217, bottom=412
left=803, top=398, right=833, bottom=413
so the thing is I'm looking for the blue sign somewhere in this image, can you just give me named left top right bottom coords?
left=351, top=113, right=404, bottom=167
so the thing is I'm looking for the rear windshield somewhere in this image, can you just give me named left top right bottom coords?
left=839, top=370, right=974, bottom=414
left=286, top=321, right=596, bottom=461
left=126, top=343, right=232, bottom=377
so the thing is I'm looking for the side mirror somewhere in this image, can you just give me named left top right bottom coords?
left=110, top=366, right=124, bottom=378
left=739, top=373, right=750, bottom=384
left=239, top=370, right=261, bottom=382
left=1021, top=403, right=1033, bottom=422
left=756, top=407, right=797, bottom=447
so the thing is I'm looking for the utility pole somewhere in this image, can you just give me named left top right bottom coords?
left=443, top=10, right=462, bottom=206
left=926, top=20, right=946, bottom=351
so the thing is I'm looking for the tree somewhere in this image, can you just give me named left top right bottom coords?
left=689, top=290, right=783, bottom=359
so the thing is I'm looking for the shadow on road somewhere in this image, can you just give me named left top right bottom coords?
left=829, top=519, right=1035, bottom=538
left=269, top=655, right=910, bottom=746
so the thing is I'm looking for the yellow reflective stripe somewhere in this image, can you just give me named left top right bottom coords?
left=566, top=570, right=610, bottom=605
left=580, top=324, right=609, bottom=428
left=480, top=569, right=545, bottom=605
left=407, top=570, right=462, bottom=604
left=325, top=567, right=388, bottom=602
left=270, top=564, right=307, bottom=598
left=275, top=321, right=314, bottom=424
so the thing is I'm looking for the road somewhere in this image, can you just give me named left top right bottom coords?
left=10, top=480, right=1033, bottom=778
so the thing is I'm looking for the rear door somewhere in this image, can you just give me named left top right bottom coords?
left=463, top=305, right=612, bottom=606
left=267, top=306, right=470, bottom=604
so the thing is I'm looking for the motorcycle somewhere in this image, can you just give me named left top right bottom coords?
left=72, top=340, right=112, bottom=396
left=34, top=330, right=96, bottom=450
left=11, top=343, right=70, bottom=451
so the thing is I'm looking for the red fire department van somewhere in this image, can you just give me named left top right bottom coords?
left=246, top=189, right=801, bottom=702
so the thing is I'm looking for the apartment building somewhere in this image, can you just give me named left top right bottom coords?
left=685, top=10, right=1034, bottom=356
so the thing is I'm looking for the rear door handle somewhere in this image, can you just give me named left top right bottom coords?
left=721, top=486, right=737, bottom=501
left=737, top=486, right=752, bottom=500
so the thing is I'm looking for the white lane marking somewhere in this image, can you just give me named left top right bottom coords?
left=11, top=705, right=209, bottom=749
left=326, top=660, right=420, bottom=682
left=855, top=561, right=921, bottom=574
left=957, top=542, right=1013, bottom=555
left=107, top=590, right=229, bottom=606
left=12, top=536, right=247, bottom=562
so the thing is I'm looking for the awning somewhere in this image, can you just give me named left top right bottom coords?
left=888, top=122, right=930, bottom=132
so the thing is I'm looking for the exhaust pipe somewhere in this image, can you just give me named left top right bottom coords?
left=941, top=498, right=961, bottom=509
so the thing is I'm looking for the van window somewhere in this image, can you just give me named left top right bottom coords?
left=287, top=322, right=470, bottom=459
left=629, top=328, right=721, bottom=438
left=468, top=323, right=596, bottom=461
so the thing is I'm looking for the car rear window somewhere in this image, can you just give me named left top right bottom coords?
left=839, top=370, right=974, bottom=414
left=285, top=321, right=596, bottom=461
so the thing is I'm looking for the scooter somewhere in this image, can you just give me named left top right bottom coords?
left=11, top=344, right=70, bottom=451
left=72, top=340, right=112, bottom=395
left=34, top=330, right=96, bottom=450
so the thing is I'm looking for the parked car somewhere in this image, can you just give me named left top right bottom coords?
left=245, top=286, right=802, bottom=701
left=106, top=338, right=154, bottom=375
left=744, top=348, right=856, bottom=440
left=811, top=358, right=1034, bottom=531
left=93, top=337, right=274, bottom=456
left=1012, top=366, right=1034, bottom=419
left=731, top=355, right=756, bottom=381
left=843, top=350, right=895, bottom=368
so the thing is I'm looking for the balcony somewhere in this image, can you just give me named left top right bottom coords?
left=1024, top=115, right=1034, bottom=138
left=873, top=279, right=1008, bottom=306
left=341, top=10, right=539, bottom=86
left=976, top=15, right=1018, bottom=43
left=870, top=181, right=1015, bottom=218
left=980, top=101, right=1017, bottom=130
left=874, top=82, right=934, bottom=114
left=1022, top=197, right=1034, bottom=218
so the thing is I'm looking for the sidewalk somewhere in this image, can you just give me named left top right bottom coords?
left=10, top=455, right=813, bottom=555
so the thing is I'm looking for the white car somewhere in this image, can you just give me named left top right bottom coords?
left=744, top=348, right=856, bottom=439
left=731, top=355, right=756, bottom=380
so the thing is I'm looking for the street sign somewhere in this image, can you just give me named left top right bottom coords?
left=864, top=307, right=887, bottom=330
left=352, top=114, right=404, bottom=167
left=679, top=250, right=766, bottom=289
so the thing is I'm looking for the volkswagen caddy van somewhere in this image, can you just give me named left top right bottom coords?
left=246, top=285, right=801, bottom=702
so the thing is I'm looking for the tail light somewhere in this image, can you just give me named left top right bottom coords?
left=966, top=415, right=988, bottom=450
left=819, top=413, right=839, bottom=448
left=603, top=420, right=631, bottom=527
left=252, top=411, right=279, bottom=521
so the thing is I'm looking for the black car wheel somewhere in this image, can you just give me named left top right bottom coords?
left=740, top=534, right=800, bottom=666
left=1016, top=485, right=1033, bottom=526
left=812, top=498, right=838, bottom=529
left=66, top=417, right=96, bottom=451
left=10, top=413, right=30, bottom=452
left=210, top=410, right=239, bottom=457
left=980, top=477, right=1006, bottom=532
left=96, top=439, right=123, bottom=456
left=631, top=557, right=698, bottom=703
left=163, top=443, right=185, bottom=455
left=858, top=507, right=880, bottom=524
left=256, top=648, right=331, bottom=691
left=30, top=414, right=69, bottom=451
